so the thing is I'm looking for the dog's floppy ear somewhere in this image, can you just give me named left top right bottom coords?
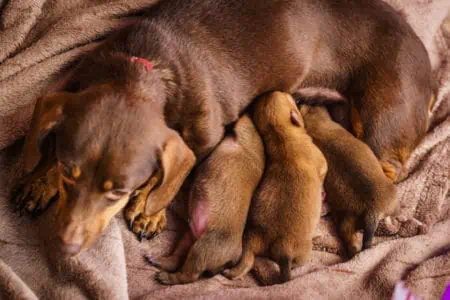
left=23, top=92, right=71, bottom=174
left=145, top=131, right=196, bottom=215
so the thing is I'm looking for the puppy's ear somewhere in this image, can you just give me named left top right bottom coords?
left=290, top=110, right=304, bottom=127
left=145, top=132, right=196, bottom=215
left=298, top=105, right=311, bottom=117
left=23, top=92, right=71, bottom=174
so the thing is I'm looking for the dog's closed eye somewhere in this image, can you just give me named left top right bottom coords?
left=105, top=190, right=129, bottom=202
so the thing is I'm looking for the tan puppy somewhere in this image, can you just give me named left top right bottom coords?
left=224, top=92, right=327, bottom=283
left=300, top=105, right=397, bottom=257
left=147, top=114, right=265, bottom=284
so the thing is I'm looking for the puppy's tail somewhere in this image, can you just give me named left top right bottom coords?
left=362, top=210, right=378, bottom=250
left=279, top=256, right=293, bottom=284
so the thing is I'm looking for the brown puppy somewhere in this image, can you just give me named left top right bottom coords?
left=300, top=105, right=398, bottom=257
left=224, top=92, right=327, bottom=283
left=12, top=0, right=432, bottom=256
left=146, top=114, right=265, bottom=285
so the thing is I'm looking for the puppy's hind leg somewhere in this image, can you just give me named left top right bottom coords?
left=362, top=211, right=378, bottom=250
left=337, top=214, right=360, bottom=258
left=222, top=248, right=255, bottom=281
left=271, top=239, right=302, bottom=284
left=278, top=256, right=293, bottom=283
left=223, top=234, right=260, bottom=280
left=147, top=231, right=194, bottom=272
left=156, top=233, right=236, bottom=285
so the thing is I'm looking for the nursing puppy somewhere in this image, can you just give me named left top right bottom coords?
left=224, top=92, right=327, bottom=283
left=148, top=115, right=265, bottom=285
left=13, top=0, right=432, bottom=256
left=300, top=105, right=398, bottom=257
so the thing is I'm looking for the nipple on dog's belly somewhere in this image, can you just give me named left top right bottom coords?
left=190, top=199, right=208, bottom=239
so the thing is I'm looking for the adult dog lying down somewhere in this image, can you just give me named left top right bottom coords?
left=12, top=0, right=433, bottom=256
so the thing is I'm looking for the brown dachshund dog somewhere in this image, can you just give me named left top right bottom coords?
left=145, top=114, right=265, bottom=284
left=223, top=92, right=327, bottom=283
left=12, top=0, right=432, bottom=256
left=300, top=105, right=398, bottom=257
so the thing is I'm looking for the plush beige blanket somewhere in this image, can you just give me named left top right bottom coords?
left=0, top=0, right=449, bottom=299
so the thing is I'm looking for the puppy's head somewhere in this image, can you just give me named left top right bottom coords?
left=23, top=84, right=194, bottom=256
left=298, top=105, right=331, bottom=121
left=253, top=92, right=304, bottom=134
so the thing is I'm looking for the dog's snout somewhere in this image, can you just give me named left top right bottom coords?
left=59, top=242, right=82, bottom=256
left=58, top=224, right=84, bottom=256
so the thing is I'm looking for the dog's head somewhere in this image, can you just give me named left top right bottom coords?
left=23, top=83, right=194, bottom=256
left=253, top=91, right=305, bottom=134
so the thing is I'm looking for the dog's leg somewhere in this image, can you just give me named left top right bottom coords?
left=124, top=175, right=167, bottom=241
left=155, top=236, right=209, bottom=285
left=146, top=231, right=194, bottom=272
left=337, top=214, right=360, bottom=258
left=271, top=238, right=306, bottom=284
left=278, top=256, right=293, bottom=283
left=180, top=103, right=225, bottom=163
left=222, top=234, right=260, bottom=280
left=354, top=73, right=431, bottom=183
left=156, top=233, right=239, bottom=285
left=11, top=162, right=59, bottom=216
left=362, top=211, right=378, bottom=250
left=222, top=247, right=255, bottom=280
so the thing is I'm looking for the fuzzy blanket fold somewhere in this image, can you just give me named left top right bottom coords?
left=0, top=0, right=449, bottom=299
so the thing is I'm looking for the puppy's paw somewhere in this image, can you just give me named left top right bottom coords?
left=381, top=161, right=399, bottom=182
left=11, top=167, right=59, bottom=217
left=156, top=271, right=180, bottom=285
left=156, top=270, right=199, bottom=285
left=125, top=203, right=167, bottom=241
left=346, top=244, right=361, bottom=258
left=146, top=254, right=180, bottom=272
left=222, top=268, right=245, bottom=281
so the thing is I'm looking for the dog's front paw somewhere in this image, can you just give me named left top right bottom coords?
left=124, top=196, right=167, bottom=241
left=11, top=167, right=59, bottom=217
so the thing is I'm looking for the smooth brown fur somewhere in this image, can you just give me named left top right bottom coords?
left=300, top=105, right=398, bottom=257
left=146, top=115, right=265, bottom=284
left=224, top=92, right=327, bottom=284
left=12, top=0, right=431, bottom=255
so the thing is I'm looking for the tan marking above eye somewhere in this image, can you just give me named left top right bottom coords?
left=72, top=166, right=81, bottom=179
left=103, top=180, right=114, bottom=191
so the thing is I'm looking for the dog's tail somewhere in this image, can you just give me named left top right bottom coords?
left=362, top=210, right=378, bottom=250
left=279, top=256, right=293, bottom=284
